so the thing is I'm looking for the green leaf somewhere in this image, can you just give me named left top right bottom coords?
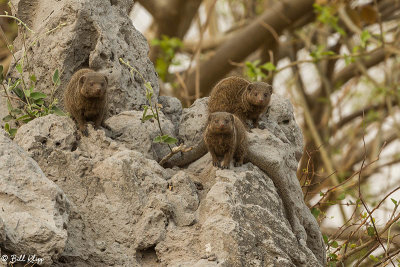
left=311, top=207, right=321, bottom=219
left=337, top=192, right=346, bottom=200
left=12, top=87, right=24, bottom=100
left=330, top=241, right=338, bottom=248
left=4, top=122, right=9, bottom=132
left=30, top=92, right=47, bottom=100
left=163, top=136, right=177, bottom=145
left=391, top=198, right=398, bottom=206
left=329, top=253, right=338, bottom=260
left=142, top=105, right=149, bottom=119
left=323, top=234, right=329, bottom=245
left=34, top=99, right=44, bottom=105
left=52, top=69, right=60, bottom=84
left=16, top=63, right=23, bottom=74
left=261, top=62, right=276, bottom=71
left=30, top=74, right=37, bottom=83
left=16, top=114, right=31, bottom=121
left=361, top=30, right=371, bottom=48
left=24, top=89, right=30, bottom=98
left=367, top=226, right=375, bottom=236
left=51, top=106, right=66, bottom=116
left=2, top=114, right=13, bottom=122
left=142, top=114, right=154, bottom=121
left=7, top=99, right=12, bottom=112
left=153, top=136, right=162, bottom=143
left=11, top=108, right=23, bottom=115
left=369, top=255, right=379, bottom=262
left=9, top=128, right=17, bottom=137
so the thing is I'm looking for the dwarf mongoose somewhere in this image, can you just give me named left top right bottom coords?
left=208, top=76, right=272, bottom=129
left=204, top=112, right=247, bottom=169
left=64, top=69, right=108, bottom=136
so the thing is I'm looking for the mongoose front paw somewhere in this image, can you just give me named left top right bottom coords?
left=234, top=162, right=243, bottom=167
left=220, top=165, right=229, bottom=169
left=81, top=128, right=89, bottom=137
left=212, top=161, right=221, bottom=167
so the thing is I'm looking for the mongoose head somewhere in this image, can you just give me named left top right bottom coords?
left=245, top=82, right=272, bottom=106
left=208, top=112, right=235, bottom=134
left=79, top=72, right=108, bottom=98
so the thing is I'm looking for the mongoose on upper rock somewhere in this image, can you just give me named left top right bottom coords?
left=205, top=112, right=247, bottom=169
left=208, top=76, right=272, bottom=129
left=64, top=69, right=108, bottom=136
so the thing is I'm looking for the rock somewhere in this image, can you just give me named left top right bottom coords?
left=0, top=217, right=6, bottom=243
left=158, top=96, right=183, bottom=129
left=104, top=110, right=176, bottom=161
left=6, top=0, right=158, bottom=116
left=166, top=171, right=199, bottom=226
left=156, top=164, right=321, bottom=266
left=178, top=97, right=209, bottom=146
left=170, top=94, right=326, bottom=265
left=0, top=129, right=70, bottom=266
left=0, top=92, right=8, bottom=127
left=13, top=115, right=176, bottom=266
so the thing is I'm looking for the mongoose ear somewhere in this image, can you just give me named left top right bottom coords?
left=208, top=114, right=214, bottom=122
left=269, top=85, right=273, bottom=94
left=246, top=84, right=253, bottom=91
left=79, top=75, right=86, bottom=86
left=104, top=76, right=108, bottom=85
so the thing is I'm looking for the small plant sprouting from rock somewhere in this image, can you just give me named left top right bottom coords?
left=119, top=58, right=177, bottom=151
left=0, top=11, right=65, bottom=137
left=1, top=65, right=65, bottom=137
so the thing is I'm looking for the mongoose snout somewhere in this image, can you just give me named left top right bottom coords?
left=79, top=72, right=108, bottom=98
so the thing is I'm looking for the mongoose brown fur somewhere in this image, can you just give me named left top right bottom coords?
left=208, top=76, right=272, bottom=129
left=204, top=112, right=247, bottom=169
left=64, top=69, right=108, bottom=136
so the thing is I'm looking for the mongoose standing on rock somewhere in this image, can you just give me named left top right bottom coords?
left=64, top=69, right=108, bottom=136
left=204, top=112, right=247, bottom=169
left=208, top=76, right=272, bottom=129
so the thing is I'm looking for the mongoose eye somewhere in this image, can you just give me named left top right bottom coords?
left=90, top=82, right=94, bottom=86
left=254, top=93, right=258, bottom=96
left=101, top=82, right=105, bottom=87
left=225, top=119, right=229, bottom=123
left=264, top=93, right=268, bottom=97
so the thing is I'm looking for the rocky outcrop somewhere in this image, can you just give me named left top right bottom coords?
left=0, top=0, right=326, bottom=265
left=0, top=129, right=70, bottom=266
left=7, top=91, right=325, bottom=266
left=7, top=0, right=158, bottom=116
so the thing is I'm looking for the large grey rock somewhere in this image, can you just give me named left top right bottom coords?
left=13, top=115, right=175, bottom=266
left=0, top=129, right=70, bottom=266
left=7, top=0, right=158, bottom=116
left=156, top=164, right=321, bottom=266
